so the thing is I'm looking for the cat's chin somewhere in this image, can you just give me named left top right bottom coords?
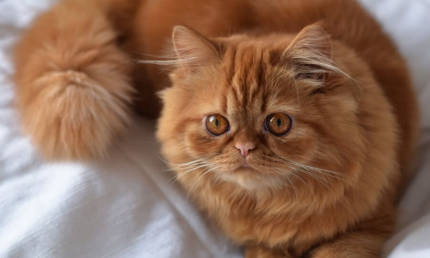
left=217, top=167, right=286, bottom=191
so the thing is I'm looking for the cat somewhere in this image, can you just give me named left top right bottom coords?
left=13, top=0, right=419, bottom=257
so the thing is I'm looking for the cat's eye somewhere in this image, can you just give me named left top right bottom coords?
left=264, top=113, right=293, bottom=136
left=205, top=114, right=230, bottom=136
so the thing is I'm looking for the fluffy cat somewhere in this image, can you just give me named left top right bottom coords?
left=14, top=0, right=419, bottom=257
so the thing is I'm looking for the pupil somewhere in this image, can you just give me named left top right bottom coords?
left=215, top=119, right=219, bottom=127
left=276, top=118, right=282, bottom=127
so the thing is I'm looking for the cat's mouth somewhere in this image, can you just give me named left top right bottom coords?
left=218, top=164, right=285, bottom=190
left=206, top=152, right=290, bottom=188
left=234, top=165, right=256, bottom=172
left=237, top=159, right=251, bottom=168
left=233, top=157, right=258, bottom=171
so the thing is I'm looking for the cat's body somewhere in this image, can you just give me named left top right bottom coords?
left=14, top=0, right=419, bottom=257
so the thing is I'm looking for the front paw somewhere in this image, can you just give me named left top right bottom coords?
left=307, top=237, right=382, bottom=258
left=245, top=245, right=291, bottom=258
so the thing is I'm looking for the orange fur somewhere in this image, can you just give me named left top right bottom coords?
left=14, top=0, right=136, bottom=160
left=14, top=0, right=419, bottom=257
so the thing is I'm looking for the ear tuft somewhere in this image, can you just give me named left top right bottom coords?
left=286, top=23, right=332, bottom=59
left=284, top=23, right=335, bottom=82
left=171, top=25, right=220, bottom=68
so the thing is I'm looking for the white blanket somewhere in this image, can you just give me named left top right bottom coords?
left=0, top=0, right=429, bottom=257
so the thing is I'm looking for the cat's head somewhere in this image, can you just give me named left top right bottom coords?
left=157, top=24, right=377, bottom=191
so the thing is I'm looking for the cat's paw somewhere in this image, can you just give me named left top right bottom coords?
left=18, top=70, right=133, bottom=160
left=245, top=245, right=291, bottom=258
left=308, top=242, right=380, bottom=258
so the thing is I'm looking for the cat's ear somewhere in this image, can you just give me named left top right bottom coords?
left=171, top=25, right=221, bottom=68
left=283, top=23, right=334, bottom=82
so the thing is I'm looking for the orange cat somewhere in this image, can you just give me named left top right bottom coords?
left=14, top=0, right=419, bottom=257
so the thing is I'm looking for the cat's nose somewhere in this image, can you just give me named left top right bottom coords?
left=234, top=142, right=255, bottom=158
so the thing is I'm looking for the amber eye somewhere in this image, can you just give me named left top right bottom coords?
left=264, top=113, right=293, bottom=136
left=205, top=114, right=230, bottom=136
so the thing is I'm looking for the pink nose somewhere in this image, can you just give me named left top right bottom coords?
left=234, top=142, right=256, bottom=158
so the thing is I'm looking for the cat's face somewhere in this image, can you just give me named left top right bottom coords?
left=157, top=24, right=363, bottom=191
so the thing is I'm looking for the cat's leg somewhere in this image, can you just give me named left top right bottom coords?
left=308, top=213, right=394, bottom=258
left=14, top=0, right=136, bottom=160
left=245, top=245, right=292, bottom=258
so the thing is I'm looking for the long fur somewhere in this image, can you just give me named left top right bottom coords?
left=14, top=0, right=419, bottom=257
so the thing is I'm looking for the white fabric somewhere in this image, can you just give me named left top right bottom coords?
left=0, top=0, right=429, bottom=257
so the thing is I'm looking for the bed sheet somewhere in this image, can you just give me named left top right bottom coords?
left=0, top=0, right=429, bottom=257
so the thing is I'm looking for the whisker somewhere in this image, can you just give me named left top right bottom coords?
left=288, top=170, right=307, bottom=185
left=175, top=164, right=208, bottom=177
left=173, top=158, right=206, bottom=168
left=187, top=165, right=217, bottom=193
left=276, top=156, right=344, bottom=179
left=262, top=154, right=342, bottom=189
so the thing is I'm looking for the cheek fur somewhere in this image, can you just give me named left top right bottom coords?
left=185, top=130, right=230, bottom=157
left=266, top=126, right=318, bottom=163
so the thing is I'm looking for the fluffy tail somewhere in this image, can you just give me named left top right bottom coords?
left=13, top=0, right=140, bottom=160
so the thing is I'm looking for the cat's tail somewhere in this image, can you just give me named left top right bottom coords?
left=13, top=0, right=139, bottom=160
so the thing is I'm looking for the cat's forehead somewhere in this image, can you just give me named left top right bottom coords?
left=218, top=43, right=298, bottom=115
